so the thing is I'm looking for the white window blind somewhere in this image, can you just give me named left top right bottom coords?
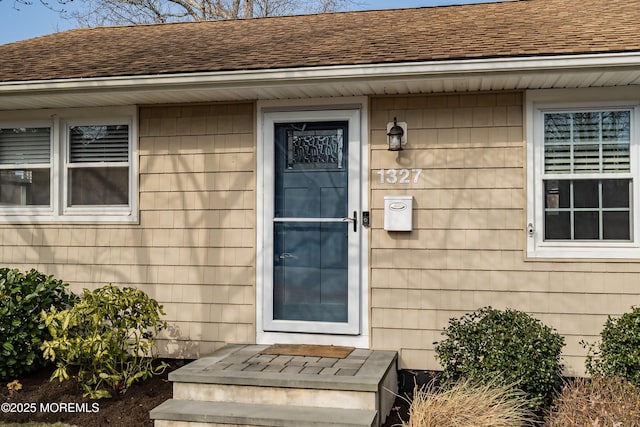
left=69, top=125, right=129, bottom=163
left=544, top=111, right=630, bottom=174
left=0, top=127, right=51, bottom=165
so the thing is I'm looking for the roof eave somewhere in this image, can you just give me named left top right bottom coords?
left=2, top=52, right=640, bottom=110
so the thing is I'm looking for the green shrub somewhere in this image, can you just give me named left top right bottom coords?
left=0, top=268, right=77, bottom=380
left=434, top=306, right=565, bottom=411
left=41, top=284, right=168, bottom=399
left=584, top=306, right=640, bottom=386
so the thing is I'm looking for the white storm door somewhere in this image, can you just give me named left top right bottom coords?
left=263, top=109, right=361, bottom=335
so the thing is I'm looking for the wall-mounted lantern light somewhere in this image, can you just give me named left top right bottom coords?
left=387, top=117, right=407, bottom=151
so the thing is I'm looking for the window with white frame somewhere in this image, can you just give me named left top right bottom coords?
left=0, top=126, right=52, bottom=207
left=0, top=108, right=136, bottom=222
left=543, top=110, right=632, bottom=241
left=67, top=123, right=130, bottom=207
left=528, top=98, right=640, bottom=258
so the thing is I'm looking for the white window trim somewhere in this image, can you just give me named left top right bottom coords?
left=526, top=88, right=640, bottom=259
left=0, top=106, right=138, bottom=223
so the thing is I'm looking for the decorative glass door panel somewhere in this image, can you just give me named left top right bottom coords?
left=273, top=122, right=349, bottom=323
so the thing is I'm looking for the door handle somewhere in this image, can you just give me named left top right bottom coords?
left=342, top=211, right=357, bottom=232
left=279, top=253, right=296, bottom=259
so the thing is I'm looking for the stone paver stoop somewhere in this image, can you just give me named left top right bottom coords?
left=150, top=344, right=398, bottom=427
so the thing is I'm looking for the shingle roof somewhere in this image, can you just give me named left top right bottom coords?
left=1, top=0, right=639, bottom=83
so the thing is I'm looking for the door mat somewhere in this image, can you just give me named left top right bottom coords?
left=261, top=344, right=355, bottom=359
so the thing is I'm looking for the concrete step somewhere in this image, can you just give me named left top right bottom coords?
left=150, top=399, right=377, bottom=427
left=173, top=382, right=378, bottom=410
left=151, top=345, right=398, bottom=427
left=167, top=344, right=397, bottom=415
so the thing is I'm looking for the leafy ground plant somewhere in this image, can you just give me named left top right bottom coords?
left=435, top=306, right=564, bottom=412
left=545, top=376, right=640, bottom=426
left=0, top=268, right=77, bottom=380
left=41, top=284, right=168, bottom=398
left=401, top=378, right=534, bottom=427
left=584, top=306, right=640, bottom=386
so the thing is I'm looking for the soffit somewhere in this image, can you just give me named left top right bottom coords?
left=1, top=61, right=640, bottom=111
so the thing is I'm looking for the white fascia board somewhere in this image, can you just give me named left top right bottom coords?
left=2, top=52, right=640, bottom=95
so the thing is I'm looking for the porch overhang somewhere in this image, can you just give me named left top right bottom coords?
left=2, top=52, right=640, bottom=111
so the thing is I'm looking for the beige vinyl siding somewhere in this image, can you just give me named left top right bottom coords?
left=138, top=103, right=256, bottom=355
left=0, top=102, right=256, bottom=358
left=4, top=92, right=640, bottom=375
left=369, top=92, right=640, bottom=376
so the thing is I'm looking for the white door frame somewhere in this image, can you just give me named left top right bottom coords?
left=256, top=97, right=369, bottom=348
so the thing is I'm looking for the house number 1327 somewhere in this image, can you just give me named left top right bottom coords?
left=376, top=168, right=423, bottom=184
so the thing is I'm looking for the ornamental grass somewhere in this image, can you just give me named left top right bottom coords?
left=401, top=378, right=534, bottom=427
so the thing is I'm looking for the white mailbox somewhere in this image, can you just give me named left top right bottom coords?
left=384, top=195, right=413, bottom=231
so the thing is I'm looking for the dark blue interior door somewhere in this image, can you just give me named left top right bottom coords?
left=273, top=121, right=349, bottom=323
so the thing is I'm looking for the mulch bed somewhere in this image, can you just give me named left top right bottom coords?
left=382, top=370, right=439, bottom=427
left=384, top=396, right=410, bottom=427
left=0, top=360, right=183, bottom=426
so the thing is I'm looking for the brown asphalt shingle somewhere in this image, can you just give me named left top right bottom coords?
left=0, top=0, right=639, bottom=83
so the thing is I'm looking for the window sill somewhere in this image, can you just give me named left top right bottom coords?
left=527, top=240, right=640, bottom=259
left=0, top=212, right=138, bottom=224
